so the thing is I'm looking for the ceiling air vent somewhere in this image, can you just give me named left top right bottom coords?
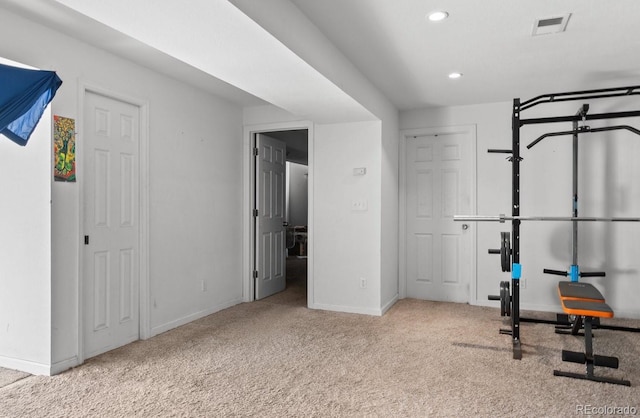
left=532, top=13, right=571, bottom=36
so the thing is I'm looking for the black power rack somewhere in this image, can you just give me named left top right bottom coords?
left=490, top=85, right=640, bottom=359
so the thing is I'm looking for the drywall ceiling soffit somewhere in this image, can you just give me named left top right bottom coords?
left=290, top=0, right=640, bottom=110
left=47, top=0, right=375, bottom=124
left=228, top=0, right=397, bottom=122
left=0, top=0, right=266, bottom=108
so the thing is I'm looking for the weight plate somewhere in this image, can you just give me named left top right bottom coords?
left=504, top=281, right=511, bottom=317
left=500, top=281, right=507, bottom=316
left=499, top=281, right=511, bottom=317
left=500, top=232, right=511, bottom=272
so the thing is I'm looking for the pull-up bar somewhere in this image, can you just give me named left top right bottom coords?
left=520, top=85, right=640, bottom=111
left=526, top=125, right=640, bottom=149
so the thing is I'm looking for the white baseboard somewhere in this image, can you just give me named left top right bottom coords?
left=604, top=308, right=640, bottom=320
left=474, top=299, right=561, bottom=313
left=149, top=298, right=243, bottom=338
left=0, top=355, right=50, bottom=376
left=381, top=293, right=399, bottom=315
left=308, top=294, right=406, bottom=317
left=50, top=356, right=80, bottom=375
left=0, top=355, right=80, bottom=377
left=309, top=302, right=383, bottom=316
left=474, top=298, right=640, bottom=320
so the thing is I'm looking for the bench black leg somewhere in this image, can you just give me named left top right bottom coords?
left=553, top=370, right=630, bottom=386
left=554, top=316, right=631, bottom=386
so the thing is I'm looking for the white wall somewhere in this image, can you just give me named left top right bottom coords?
left=148, top=83, right=244, bottom=335
left=0, top=56, right=51, bottom=372
left=313, top=121, right=382, bottom=314
left=380, top=118, right=400, bottom=312
left=401, top=99, right=640, bottom=319
left=0, top=7, right=245, bottom=374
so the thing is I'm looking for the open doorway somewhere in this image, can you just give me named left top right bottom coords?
left=252, top=128, right=309, bottom=306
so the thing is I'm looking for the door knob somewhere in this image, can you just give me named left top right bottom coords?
left=462, top=224, right=469, bottom=230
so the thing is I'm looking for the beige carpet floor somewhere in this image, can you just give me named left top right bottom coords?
left=1, top=271, right=639, bottom=417
left=0, top=368, right=29, bottom=389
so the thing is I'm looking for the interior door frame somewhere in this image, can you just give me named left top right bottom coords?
left=399, top=125, right=478, bottom=303
left=77, top=81, right=150, bottom=366
left=243, top=121, right=314, bottom=305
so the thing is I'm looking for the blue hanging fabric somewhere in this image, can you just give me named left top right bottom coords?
left=0, top=62, right=62, bottom=146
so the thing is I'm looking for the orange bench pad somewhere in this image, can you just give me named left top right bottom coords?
left=559, top=298, right=614, bottom=318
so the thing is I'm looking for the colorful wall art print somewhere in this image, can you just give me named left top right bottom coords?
left=53, top=115, right=76, bottom=182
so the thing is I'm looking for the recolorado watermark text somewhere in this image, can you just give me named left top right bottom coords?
left=576, top=404, right=638, bottom=416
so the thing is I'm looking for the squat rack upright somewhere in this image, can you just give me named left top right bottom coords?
left=497, top=85, right=640, bottom=359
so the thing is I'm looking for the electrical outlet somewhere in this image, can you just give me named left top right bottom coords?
left=351, top=199, right=368, bottom=211
left=520, top=278, right=527, bottom=289
left=360, top=278, right=367, bottom=289
left=201, top=280, right=207, bottom=292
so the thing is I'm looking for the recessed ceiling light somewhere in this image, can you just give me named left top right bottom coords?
left=448, top=72, right=463, bottom=79
left=427, top=11, right=449, bottom=22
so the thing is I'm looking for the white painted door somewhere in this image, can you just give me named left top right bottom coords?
left=83, top=91, right=140, bottom=358
left=405, top=129, right=474, bottom=302
left=255, top=133, right=287, bottom=300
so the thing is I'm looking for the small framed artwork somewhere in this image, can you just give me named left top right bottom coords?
left=53, top=115, right=76, bottom=182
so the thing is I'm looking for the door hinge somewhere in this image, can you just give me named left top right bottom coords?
left=253, top=209, right=259, bottom=217
left=253, top=148, right=259, bottom=156
left=84, top=235, right=89, bottom=245
left=253, top=270, right=258, bottom=279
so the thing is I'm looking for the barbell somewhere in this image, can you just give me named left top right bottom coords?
left=454, top=215, right=640, bottom=223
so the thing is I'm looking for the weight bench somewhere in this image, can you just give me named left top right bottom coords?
left=553, top=282, right=630, bottom=386
left=554, top=281, right=605, bottom=334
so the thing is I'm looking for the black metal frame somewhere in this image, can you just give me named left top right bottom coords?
left=503, top=86, right=640, bottom=359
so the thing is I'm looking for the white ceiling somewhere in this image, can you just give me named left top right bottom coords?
left=289, top=0, right=640, bottom=110
left=5, top=0, right=640, bottom=113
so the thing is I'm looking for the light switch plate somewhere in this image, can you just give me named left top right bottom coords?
left=353, top=167, right=366, bottom=176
